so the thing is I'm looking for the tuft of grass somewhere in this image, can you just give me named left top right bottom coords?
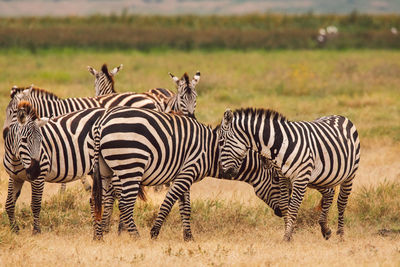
left=350, top=181, right=400, bottom=228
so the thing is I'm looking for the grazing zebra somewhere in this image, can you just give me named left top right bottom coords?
left=6, top=101, right=108, bottom=233
left=217, top=108, right=361, bottom=241
left=91, top=106, right=284, bottom=240
left=3, top=83, right=196, bottom=233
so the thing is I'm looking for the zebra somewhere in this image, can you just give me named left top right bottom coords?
left=91, top=106, right=285, bottom=240
left=6, top=101, right=109, bottom=234
left=87, top=63, right=200, bottom=119
left=87, top=63, right=123, bottom=96
left=3, top=82, right=197, bottom=233
left=217, top=108, right=360, bottom=241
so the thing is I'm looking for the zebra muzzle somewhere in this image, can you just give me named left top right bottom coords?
left=26, top=159, right=41, bottom=181
left=3, top=127, right=9, bottom=140
left=274, top=207, right=283, bottom=217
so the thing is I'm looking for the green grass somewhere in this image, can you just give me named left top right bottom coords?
left=0, top=49, right=399, bottom=144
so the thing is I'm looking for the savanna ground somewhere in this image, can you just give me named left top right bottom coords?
left=0, top=49, right=399, bottom=266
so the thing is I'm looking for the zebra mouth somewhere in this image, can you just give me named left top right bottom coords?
left=26, top=159, right=41, bottom=181
left=221, top=166, right=239, bottom=179
left=274, top=207, right=283, bottom=217
left=3, top=127, right=9, bottom=140
left=188, top=113, right=196, bottom=119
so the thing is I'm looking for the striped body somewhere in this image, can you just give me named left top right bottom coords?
left=218, top=108, right=360, bottom=241
left=92, top=107, right=283, bottom=240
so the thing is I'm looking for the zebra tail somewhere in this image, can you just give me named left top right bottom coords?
left=138, top=185, right=147, bottom=202
left=92, top=126, right=102, bottom=222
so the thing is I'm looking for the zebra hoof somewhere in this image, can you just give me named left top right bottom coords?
left=129, top=230, right=140, bottom=238
left=283, top=234, right=292, bottom=242
left=32, top=227, right=41, bottom=235
left=183, top=231, right=194, bottom=242
left=118, top=222, right=126, bottom=234
left=322, top=229, right=332, bottom=240
left=93, top=234, right=103, bottom=241
left=11, top=224, right=20, bottom=233
left=150, top=227, right=160, bottom=240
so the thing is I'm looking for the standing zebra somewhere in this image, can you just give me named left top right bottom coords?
left=3, top=82, right=197, bottom=233
left=87, top=63, right=200, bottom=119
left=91, top=106, right=285, bottom=240
left=217, top=108, right=360, bottom=241
left=6, top=101, right=108, bottom=233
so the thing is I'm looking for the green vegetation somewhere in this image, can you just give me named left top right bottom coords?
left=1, top=14, right=400, bottom=50
left=0, top=49, right=399, bottom=144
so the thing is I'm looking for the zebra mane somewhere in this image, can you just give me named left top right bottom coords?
left=17, top=86, right=60, bottom=100
left=101, top=64, right=115, bottom=88
left=17, top=100, right=38, bottom=121
left=233, top=108, right=287, bottom=122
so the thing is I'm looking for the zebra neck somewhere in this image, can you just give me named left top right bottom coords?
left=207, top=129, right=221, bottom=177
left=245, top=116, right=292, bottom=171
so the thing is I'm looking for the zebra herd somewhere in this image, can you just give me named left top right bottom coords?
left=3, top=63, right=360, bottom=241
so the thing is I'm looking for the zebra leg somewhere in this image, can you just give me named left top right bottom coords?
left=337, top=177, right=354, bottom=238
left=150, top=177, right=193, bottom=240
left=178, top=190, right=193, bottom=241
left=102, top=178, right=116, bottom=233
left=5, top=177, right=24, bottom=233
left=317, top=187, right=335, bottom=240
left=59, top=183, right=66, bottom=193
left=283, top=179, right=309, bottom=242
left=31, top=178, right=45, bottom=234
left=118, top=178, right=141, bottom=237
left=279, top=176, right=291, bottom=228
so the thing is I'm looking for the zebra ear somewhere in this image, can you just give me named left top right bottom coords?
left=10, top=85, right=18, bottom=99
left=22, top=84, right=34, bottom=96
left=36, top=117, right=49, bottom=127
left=191, top=71, right=201, bottom=87
left=223, top=109, right=233, bottom=126
left=169, top=72, right=179, bottom=85
left=87, top=66, right=98, bottom=76
left=110, top=64, right=123, bottom=76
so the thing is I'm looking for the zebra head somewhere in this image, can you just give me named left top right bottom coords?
left=168, top=71, right=200, bottom=118
left=218, top=109, right=249, bottom=178
left=3, top=85, right=33, bottom=139
left=88, top=63, right=123, bottom=96
left=16, top=101, right=48, bottom=181
left=257, top=156, right=288, bottom=217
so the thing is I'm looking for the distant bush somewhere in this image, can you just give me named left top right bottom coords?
left=0, top=14, right=399, bottom=50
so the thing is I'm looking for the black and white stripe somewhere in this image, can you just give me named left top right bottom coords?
left=218, top=108, right=361, bottom=241
left=91, top=106, right=285, bottom=240
left=6, top=102, right=107, bottom=233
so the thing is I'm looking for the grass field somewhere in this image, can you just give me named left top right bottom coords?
left=0, top=49, right=399, bottom=266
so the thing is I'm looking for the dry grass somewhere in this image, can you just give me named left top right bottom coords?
left=0, top=49, right=400, bottom=265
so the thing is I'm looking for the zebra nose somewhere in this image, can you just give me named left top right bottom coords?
left=3, top=127, right=9, bottom=140
left=274, top=207, right=283, bottom=217
left=188, top=113, right=196, bottom=119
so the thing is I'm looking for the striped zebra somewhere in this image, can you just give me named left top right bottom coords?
left=87, top=63, right=200, bottom=119
left=87, top=63, right=123, bottom=96
left=91, top=106, right=285, bottom=240
left=3, top=83, right=196, bottom=233
left=6, top=101, right=108, bottom=233
left=217, top=108, right=361, bottom=241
